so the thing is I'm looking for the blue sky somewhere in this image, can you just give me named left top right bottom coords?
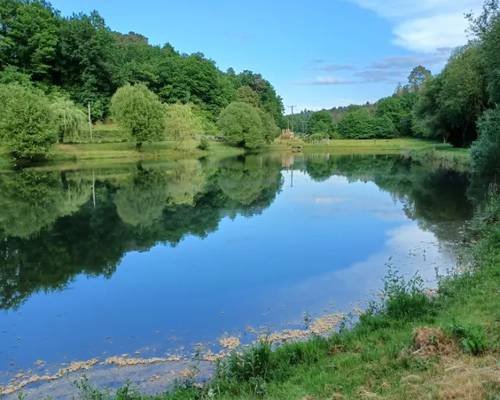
left=50, top=0, right=483, bottom=111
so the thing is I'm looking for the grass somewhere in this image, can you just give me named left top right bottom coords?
left=76, top=190, right=500, bottom=399
left=0, top=140, right=244, bottom=171
left=0, top=132, right=469, bottom=170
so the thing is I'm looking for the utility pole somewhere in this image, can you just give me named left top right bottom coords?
left=88, top=102, right=93, bottom=142
left=288, top=105, right=296, bottom=132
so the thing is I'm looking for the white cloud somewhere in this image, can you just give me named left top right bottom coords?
left=348, top=0, right=483, bottom=52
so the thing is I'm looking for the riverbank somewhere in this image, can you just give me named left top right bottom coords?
left=0, top=140, right=244, bottom=171
left=76, top=188, right=498, bottom=399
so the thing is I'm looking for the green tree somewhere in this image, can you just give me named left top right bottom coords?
left=414, top=45, right=488, bottom=146
left=0, top=83, right=57, bottom=160
left=258, top=109, right=280, bottom=143
left=0, top=0, right=60, bottom=81
left=164, top=103, right=203, bottom=148
left=308, top=111, right=336, bottom=138
left=469, top=0, right=500, bottom=104
left=376, top=93, right=418, bottom=136
left=57, top=11, right=117, bottom=120
left=217, top=101, right=265, bottom=149
left=338, top=108, right=396, bottom=139
left=471, top=107, right=500, bottom=175
left=407, top=65, right=432, bottom=92
left=234, top=85, right=260, bottom=107
left=110, top=83, right=165, bottom=150
left=50, top=97, right=87, bottom=143
left=235, top=70, right=284, bottom=125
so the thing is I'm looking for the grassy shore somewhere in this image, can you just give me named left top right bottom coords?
left=0, top=137, right=470, bottom=171
left=0, top=140, right=244, bottom=171
left=77, top=188, right=499, bottom=399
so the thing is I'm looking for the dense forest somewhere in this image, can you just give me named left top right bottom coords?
left=287, top=1, right=500, bottom=160
left=0, top=0, right=284, bottom=157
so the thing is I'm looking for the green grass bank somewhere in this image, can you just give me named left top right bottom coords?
left=0, top=137, right=470, bottom=171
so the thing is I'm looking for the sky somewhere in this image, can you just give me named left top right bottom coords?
left=50, top=0, right=484, bottom=111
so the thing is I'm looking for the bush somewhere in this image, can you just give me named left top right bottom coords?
left=471, top=107, right=500, bottom=176
left=380, top=266, right=434, bottom=320
left=110, top=84, right=165, bottom=150
left=217, top=101, right=265, bottom=149
left=449, top=323, right=488, bottom=355
left=0, top=83, right=57, bottom=161
left=197, top=137, right=210, bottom=151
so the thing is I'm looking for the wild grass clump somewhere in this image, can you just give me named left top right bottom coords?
left=359, top=266, right=435, bottom=328
left=212, top=337, right=330, bottom=397
left=448, top=322, right=488, bottom=355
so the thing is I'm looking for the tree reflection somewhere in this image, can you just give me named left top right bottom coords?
left=0, top=156, right=283, bottom=309
left=0, top=154, right=477, bottom=310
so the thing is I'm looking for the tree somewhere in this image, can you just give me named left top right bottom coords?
left=234, top=85, right=260, bottom=107
left=57, top=11, right=117, bottom=120
left=338, top=108, right=396, bottom=139
left=234, top=70, right=284, bottom=125
left=407, top=65, right=432, bottom=92
left=0, top=0, right=60, bottom=81
left=414, top=45, right=488, bottom=146
left=50, top=97, right=87, bottom=142
left=471, top=107, right=500, bottom=175
left=164, top=103, right=203, bottom=148
left=258, top=109, right=280, bottom=143
left=376, top=93, right=418, bottom=136
left=217, top=101, right=265, bottom=149
left=309, top=111, right=336, bottom=137
left=0, top=83, right=57, bottom=160
left=468, top=0, right=500, bottom=104
left=110, top=83, right=165, bottom=150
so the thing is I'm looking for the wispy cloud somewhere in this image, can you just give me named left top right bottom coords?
left=294, top=76, right=356, bottom=85
left=347, top=0, right=482, bottom=52
left=305, top=60, right=356, bottom=72
left=370, top=49, right=450, bottom=69
left=296, top=48, right=449, bottom=86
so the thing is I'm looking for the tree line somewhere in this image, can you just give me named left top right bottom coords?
left=0, top=0, right=283, bottom=160
left=287, top=1, right=500, bottom=174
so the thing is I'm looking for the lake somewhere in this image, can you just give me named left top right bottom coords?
left=0, top=153, right=474, bottom=396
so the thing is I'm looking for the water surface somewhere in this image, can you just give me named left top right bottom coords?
left=0, top=154, right=473, bottom=387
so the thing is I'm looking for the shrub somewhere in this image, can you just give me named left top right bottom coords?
left=197, top=137, right=210, bottom=151
left=381, top=266, right=434, bottom=320
left=449, top=323, right=488, bottom=355
left=0, top=83, right=57, bottom=161
left=471, top=107, right=500, bottom=176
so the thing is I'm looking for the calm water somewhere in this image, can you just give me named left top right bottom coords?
left=0, top=154, right=473, bottom=381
